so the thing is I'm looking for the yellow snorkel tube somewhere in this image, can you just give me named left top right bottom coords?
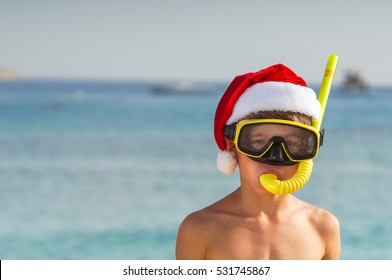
left=259, top=54, right=339, bottom=194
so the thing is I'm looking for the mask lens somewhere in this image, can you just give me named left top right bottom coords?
left=237, top=122, right=318, bottom=160
left=283, top=127, right=317, bottom=158
left=238, top=124, right=271, bottom=156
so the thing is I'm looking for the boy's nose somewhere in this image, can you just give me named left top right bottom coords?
left=250, top=139, right=297, bottom=166
left=263, top=143, right=286, bottom=162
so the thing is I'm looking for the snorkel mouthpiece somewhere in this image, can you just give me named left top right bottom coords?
left=260, top=160, right=314, bottom=194
left=259, top=54, right=338, bottom=194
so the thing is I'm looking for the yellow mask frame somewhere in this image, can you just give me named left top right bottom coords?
left=259, top=54, right=339, bottom=194
left=226, top=119, right=321, bottom=163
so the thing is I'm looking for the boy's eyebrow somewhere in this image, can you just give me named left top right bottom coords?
left=249, top=129, right=291, bottom=138
left=249, top=131, right=265, bottom=137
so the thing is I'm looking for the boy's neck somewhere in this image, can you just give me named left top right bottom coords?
left=237, top=184, right=293, bottom=220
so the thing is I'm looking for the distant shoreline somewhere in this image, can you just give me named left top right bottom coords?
left=0, top=69, right=21, bottom=81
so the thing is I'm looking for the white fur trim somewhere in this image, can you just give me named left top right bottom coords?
left=216, top=150, right=237, bottom=174
left=226, top=81, right=320, bottom=124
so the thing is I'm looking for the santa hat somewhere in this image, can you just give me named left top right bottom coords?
left=214, top=64, right=321, bottom=174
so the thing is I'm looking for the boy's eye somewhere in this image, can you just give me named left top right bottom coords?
left=250, top=138, right=268, bottom=148
left=286, top=141, right=300, bottom=152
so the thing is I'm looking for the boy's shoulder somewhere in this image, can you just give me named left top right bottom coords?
left=294, top=198, right=340, bottom=234
left=294, top=199, right=341, bottom=259
left=176, top=191, right=240, bottom=259
left=180, top=191, right=238, bottom=232
left=176, top=204, right=228, bottom=257
left=180, top=203, right=230, bottom=231
left=311, top=206, right=340, bottom=234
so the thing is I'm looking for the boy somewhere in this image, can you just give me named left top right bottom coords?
left=176, top=64, right=340, bottom=259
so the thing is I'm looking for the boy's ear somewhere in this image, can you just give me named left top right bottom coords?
left=224, top=137, right=235, bottom=151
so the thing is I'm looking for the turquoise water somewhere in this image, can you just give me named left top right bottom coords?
left=0, top=80, right=391, bottom=260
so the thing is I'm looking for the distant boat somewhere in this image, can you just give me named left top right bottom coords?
left=343, top=69, right=367, bottom=92
left=150, top=80, right=213, bottom=94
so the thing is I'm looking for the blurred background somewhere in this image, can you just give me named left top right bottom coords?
left=1, top=0, right=391, bottom=259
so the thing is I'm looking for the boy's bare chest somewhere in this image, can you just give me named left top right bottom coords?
left=206, top=219, right=324, bottom=259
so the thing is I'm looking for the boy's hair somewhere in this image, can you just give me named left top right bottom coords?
left=245, top=110, right=312, bottom=125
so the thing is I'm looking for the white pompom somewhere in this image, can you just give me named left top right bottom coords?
left=216, top=150, right=237, bottom=174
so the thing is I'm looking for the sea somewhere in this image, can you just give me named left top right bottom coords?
left=0, top=79, right=391, bottom=260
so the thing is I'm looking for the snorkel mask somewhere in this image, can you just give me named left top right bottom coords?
left=224, top=119, right=323, bottom=167
left=214, top=54, right=339, bottom=194
left=259, top=54, right=338, bottom=194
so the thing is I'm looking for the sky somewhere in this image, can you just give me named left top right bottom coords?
left=1, top=0, right=392, bottom=85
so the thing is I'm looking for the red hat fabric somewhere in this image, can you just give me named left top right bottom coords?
left=214, top=64, right=320, bottom=174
